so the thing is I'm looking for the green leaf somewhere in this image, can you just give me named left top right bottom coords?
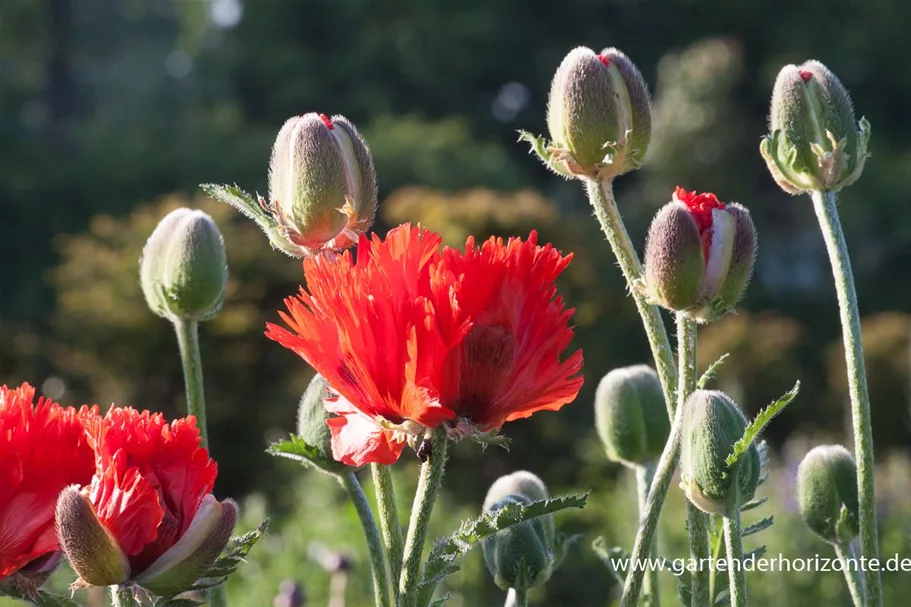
left=416, top=493, right=588, bottom=604
left=741, top=516, right=774, bottom=537
left=188, top=518, right=271, bottom=592
left=740, top=496, right=768, bottom=512
left=267, top=435, right=342, bottom=475
left=675, top=570, right=693, bottom=607
left=516, top=131, right=574, bottom=179
left=697, top=353, right=730, bottom=389
left=591, top=536, right=627, bottom=586
left=0, top=586, right=79, bottom=607
left=428, top=594, right=451, bottom=607
left=201, top=183, right=271, bottom=226
left=725, top=381, right=800, bottom=468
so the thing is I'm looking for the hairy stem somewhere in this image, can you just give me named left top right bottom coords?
left=678, top=315, right=711, bottom=607
left=372, top=463, right=404, bottom=601
left=810, top=189, right=881, bottom=607
left=835, top=542, right=865, bottom=607
left=398, top=429, right=449, bottom=607
left=635, top=464, right=660, bottom=607
left=722, top=507, right=747, bottom=607
left=505, top=588, right=529, bottom=607
left=586, top=178, right=678, bottom=415
left=340, top=472, right=392, bottom=607
left=174, top=317, right=225, bottom=606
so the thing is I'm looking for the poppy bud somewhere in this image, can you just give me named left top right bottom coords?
left=760, top=61, right=870, bottom=194
left=797, top=445, right=859, bottom=545
left=483, top=471, right=554, bottom=546
left=643, top=188, right=757, bottom=323
left=680, top=390, right=760, bottom=515
left=544, top=46, right=651, bottom=179
left=296, top=374, right=349, bottom=475
left=140, top=208, right=228, bottom=322
left=594, top=365, right=669, bottom=467
left=267, top=113, right=377, bottom=255
left=482, top=495, right=555, bottom=592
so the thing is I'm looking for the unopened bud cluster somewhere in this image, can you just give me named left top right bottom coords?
left=643, top=187, right=757, bottom=322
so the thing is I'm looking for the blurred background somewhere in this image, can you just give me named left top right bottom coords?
left=2, top=0, right=911, bottom=605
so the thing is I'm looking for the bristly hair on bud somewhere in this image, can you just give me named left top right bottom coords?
left=642, top=187, right=757, bottom=323
left=760, top=60, right=870, bottom=195
left=481, top=494, right=556, bottom=592
left=797, top=445, right=860, bottom=545
left=519, top=46, right=651, bottom=181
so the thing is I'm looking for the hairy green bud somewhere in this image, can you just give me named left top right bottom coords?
left=484, top=471, right=554, bottom=545
left=482, top=495, right=555, bottom=592
left=140, top=208, right=228, bottom=322
left=268, top=113, right=377, bottom=255
left=296, top=374, right=349, bottom=475
left=537, top=46, right=650, bottom=180
left=680, top=390, right=760, bottom=515
left=797, top=445, right=859, bottom=545
left=643, top=188, right=756, bottom=323
left=760, top=61, right=870, bottom=194
left=594, top=365, right=669, bottom=466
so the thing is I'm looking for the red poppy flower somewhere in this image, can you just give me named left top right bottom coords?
left=0, top=383, right=96, bottom=588
left=267, top=224, right=583, bottom=466
left=56, top=408, right=236, bottom=595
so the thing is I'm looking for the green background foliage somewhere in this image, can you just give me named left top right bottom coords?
left=2, top=0, right=911, bottom=604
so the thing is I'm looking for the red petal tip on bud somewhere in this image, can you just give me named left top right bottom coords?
left=597, top=55, right=611, bottom=68
left=799, top=70, right=813, bottom=83
left=319, top=113, right=334, bottom=130
left=672, top=187, right=725, bottom=232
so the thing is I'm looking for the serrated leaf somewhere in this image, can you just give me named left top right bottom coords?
left=201, top=183, right=271, bottom=225
left=416, top=493, right=587, bottom=604
left=742, top=516, right=774, bottom=537
left=713, top=588, right=731, bottom=606
left=744, top=545, right=767, bottom=560
left=267, top=435, right=342, bottom=472
left=697, top=353, right=730, bottom=389
left=0, top=586, right=80, bottom=607
left=740, top=496, right=768, bottom=512
left=591, top=536, right=627, bottom=586
left=726, top=382, right=800, bottom=468
left=187, top=518, right=270, bottom=592
left=428, top=594, right=451, bottom=607
left=675, top=569, right=693, bottom=606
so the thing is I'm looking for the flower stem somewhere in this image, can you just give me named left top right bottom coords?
left=173, top=318, right=225, bottom=607
left=505, top=588, right=529, bottom=607
left=722, top=505, right=747, bottom=607
left=340, top=472, right=392, bottom=607
left=835, top=542, right=865, bottom=607
left=810, top=189, right=881, bottom=607
left=635, top=464, right=660, bottom=607
left=620, top=407, right=684, bottom=607
left=586, top=178, right=678, bottom=416
left=398, top=429, right=449, bottom=607
left=678, top=315, right=711, bottom=607
left=110, top=587, right=138, bottom=607
left=371, top=463, right=404, bottom=602
left=173, top=318, right=209, bottom=447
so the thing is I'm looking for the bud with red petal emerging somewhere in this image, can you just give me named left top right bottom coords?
left=680, top=390, right=761, bottom=516
left=643, top=187, right=757, bottom=322
left=522, top=46, right=651, bottom=180
left=55, top=408, right=237, bottom=596
left=797, top=445, right=859, bottom=545
left=267, top=113, right=377, bottom=255
left=760, top=61, right=870, bottom=194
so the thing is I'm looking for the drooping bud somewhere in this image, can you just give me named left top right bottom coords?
left=295, top=374, right=350, bottom=475
left=482, top=495, right=555, bottom=592
left=140, top=208, right=228, bottom=322
left=680, top=391, right=760, bottom=515
left=267, top=113, right=377, bottom=255
left=643, top=187, right=757, bottom=323
left=797, top=445, right=859, bottom=545
left=760, top=61, right=870, bottom=194
left=594, top=365, right=670, bottom=467
left=483, top=471, right=554, bottom=545
left=531, top=46, right=650, bottom=180
left=55, top=486, right=131, bottom=588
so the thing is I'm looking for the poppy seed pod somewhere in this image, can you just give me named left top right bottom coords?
left=296, top=374, right=349, bottom=475
left=483, top=471, right=554, bottom=546
left=760, top=61, right=870, bottom=194
left=797, top=445, right=859, bottom=545
left=267, top=113, right=377, bottom=255
left=680, top=390, right=761, bottom=515
left=545, top=46, right=651, bottom=179
left=594, top=365, right=669, bottom=467
left=482, top=495, right=555, bottom=592
left=140, top=208, right=228, bottom=322
left=643, top=188, right=757, bottom=323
